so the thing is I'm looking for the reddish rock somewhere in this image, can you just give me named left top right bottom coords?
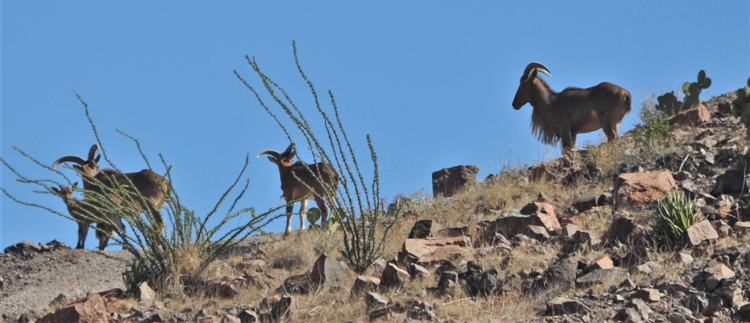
left=39, top=294, right=113, bottom=323
left=687, top=220, right=719, bottom=246
left=432, top=165, right=480, bottom=197
left=397, top=235, right=471, bottom=266
left=522, top=202, right=561, bottom=231
left=490, top=204, right=561, bottom=239
left=380, top=263, right=410, bottom=288
left=667, top=104, right=711, bottom=126
left=350, top=275, right=381, bottom=300
left=613, top=171, right=677, bottom=209
left=583, top=255, right=614, bottom=274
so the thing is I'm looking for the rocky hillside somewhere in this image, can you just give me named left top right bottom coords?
left=3, top=92, right=750, bottom=322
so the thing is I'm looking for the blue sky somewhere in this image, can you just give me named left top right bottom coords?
left=2, top=2, right=748, bottom=249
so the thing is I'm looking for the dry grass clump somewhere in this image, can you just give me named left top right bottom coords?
left=265, top=228, right=342, bottom=271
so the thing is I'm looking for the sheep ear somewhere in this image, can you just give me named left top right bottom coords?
left=51, top=187, right=60, bottom=193
left=73, top=182, right=79, bottom=188
left=267, top=156, right=279, bottom=164
left=94, top=154, right=101, bottom=163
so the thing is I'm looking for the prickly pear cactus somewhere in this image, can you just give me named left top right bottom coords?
left=731, top=77, right=750, bottom=137
left=656, top=91, right=683, bottom=116
left=682, top=70, right=712, bottom=109
left=306, top=207, right=322, bottom=225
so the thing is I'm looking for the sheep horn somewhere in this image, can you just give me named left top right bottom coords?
left=52, top=156, right=86, bottom=170
left=257, top=149, right=281, bottom=159
left=283, top=143, right=296, bottom=155
left=522, top=62, right=551, bottom=82
left=87, top=144, right=100, bottom=161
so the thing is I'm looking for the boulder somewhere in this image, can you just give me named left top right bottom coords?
left=694, top=260, right=735, bottom=291
left=437, top=271, right=459, bottom=297
left=711, top=169, right=747, bottom=196
left=408, top=219, right=443, bottom=238
left=613, top=170, right=677, bottom=209
left=523, top=225, right=550, bottom=241
left=39, top=294, right=113, bottom=323
left=432, top=165, right=480, bottom=197
left=571, top=194, right=609, bottom=213
left=270, top=295, right=296, bottom=321
left=380, top=263, right=410, bottom=288
left=350, top=275, right=381, bottom=300
left=408, top=263, right=431, bottom=278
left=630, top=288, right=661, bottom=303
left=607, top=217, right=648, bottom=246
left=398, top=235, right=471, bottom=266
left=465, top=269, right=499, bottom=298
left=686, top=220, right=719, bottom=247
left=667, top=104, right=711, bottom=126
left=582, top=255, right=614, bottom=274
left=490, top=204, right=560, bottom=239
left=364, top=292, right=389, bottom=308
left=309, top=253, right=347, bottom=288
left=138, top=282, right=156, bottom=306
left=531, top=258, right=577, bottom=293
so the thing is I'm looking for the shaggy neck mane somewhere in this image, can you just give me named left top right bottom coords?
left=530, top=78, right=561, bottom=145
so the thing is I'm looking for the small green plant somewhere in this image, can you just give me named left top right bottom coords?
left=651, top=190, right=701, bottom=249
left=632, top=98, right=674, bottom=159
left=655, top=70, right=711, bottom=116
left=731, top=78, right=750, bottom=137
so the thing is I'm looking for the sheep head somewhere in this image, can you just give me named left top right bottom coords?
left=52, top=144, right=101, bottom=177
left=512, top=62, right=551, bottom=110
left=257, top=142, right=297, bottom=168
left=50, top=182, right=78, bottom=199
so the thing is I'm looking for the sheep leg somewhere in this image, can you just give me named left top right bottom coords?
left=95, top=222, right=112, bottom=251
left=284, top=203, right=294, bottom=235
left=315, top=197, right=329, bottom=229
left=561, top=125, right=574, bottom=152
left=145, top=202, right=165, bottom=232
left=602, top=120, right=617, bottom=142
left=299, top=199, right=309, bottom=231
left=96, top=215, right=125, bottom=250
left=76, top=221, right=90, bottom=249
